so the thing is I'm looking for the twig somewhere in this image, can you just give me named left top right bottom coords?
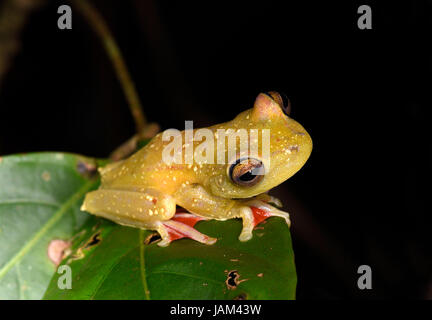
left=70, top=0, right=146, bottom=134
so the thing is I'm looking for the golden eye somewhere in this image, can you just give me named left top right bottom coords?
left=265, top=91, right=291, bottom=116
left=229, top=158, right=265, bottom=187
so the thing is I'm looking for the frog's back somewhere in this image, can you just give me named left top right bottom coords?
left=99, top=133, right=167, bottom=190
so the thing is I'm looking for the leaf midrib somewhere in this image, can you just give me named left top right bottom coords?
left=139, top=230, right=150, bottom=300
left=0, top=179, right=96, bottom=280
left=0, top=200, right=60, bottom=207
left=86, top=231, right=151, bottom=300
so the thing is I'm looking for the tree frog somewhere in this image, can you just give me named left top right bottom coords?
left=81, top=92, right=312, bottom=246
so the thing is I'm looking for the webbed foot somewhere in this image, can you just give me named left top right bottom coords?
left=157, top=213, right=217, bottom=247
left=238, top=199, right=291, bottom=242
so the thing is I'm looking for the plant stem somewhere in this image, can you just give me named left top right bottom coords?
left=71, top=0, right=146, bottom=134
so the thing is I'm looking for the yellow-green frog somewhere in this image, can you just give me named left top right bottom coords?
left=81, top=92, right=312, bottom=246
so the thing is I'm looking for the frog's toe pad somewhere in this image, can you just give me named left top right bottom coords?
left=161, top=214, right=217, bottom=245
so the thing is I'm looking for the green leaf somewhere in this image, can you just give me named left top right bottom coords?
left=43, top=215, right=297, bottom=300
left=0, top=153, right=100, bottom=299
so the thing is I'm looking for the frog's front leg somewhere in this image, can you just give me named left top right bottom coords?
left=253, top=193, right=283, bottom=208
left=236, top=199, right=291, bottom=241
left=174, top=184, right=290, bottom=242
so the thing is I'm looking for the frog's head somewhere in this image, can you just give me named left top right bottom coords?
left=207, top=91, right=312, bottom=199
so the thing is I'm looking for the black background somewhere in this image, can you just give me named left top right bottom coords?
left=0, top=0, right=430, bottom=299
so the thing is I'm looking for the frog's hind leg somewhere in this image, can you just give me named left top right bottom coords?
left=82, top=188, right=217, bottom=246
left=81, top=188, right=176, bottom=229
left=156, top=213, right=217, bottom=247
left=238, top=199, right=291, bottom=242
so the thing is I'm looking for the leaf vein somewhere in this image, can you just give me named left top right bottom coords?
left=139, top=230, right=150, bottom=300
left=88, top=245, right=138, bottom=300
left=0, top=180, right=96, bottom=281
left=0, top=200, right=60, bottom=207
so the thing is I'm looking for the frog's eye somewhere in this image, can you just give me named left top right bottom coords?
left=229, top=158, right=265, bottom=187
left=265, top=91, right=291, bottom=116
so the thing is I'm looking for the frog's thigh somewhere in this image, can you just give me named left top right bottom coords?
left=173, top=184, right=236, bottom=219
left=81, top=188, right=176, bottom=229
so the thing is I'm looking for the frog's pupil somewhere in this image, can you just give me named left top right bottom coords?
left=240, top=170, right=255, bottom=181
